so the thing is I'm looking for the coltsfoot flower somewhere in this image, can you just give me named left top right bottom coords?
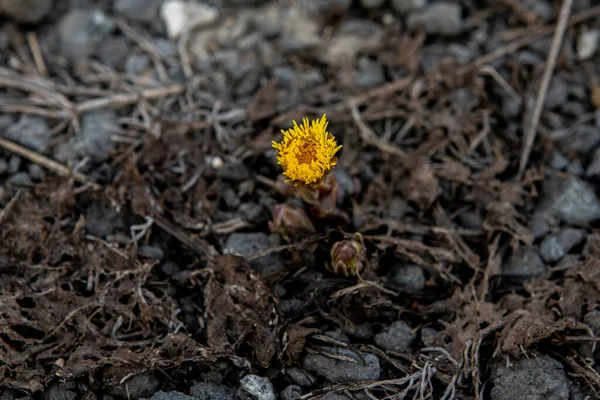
left=272, top=114, right=342, bottom=186
left=327, top=232, right=367, bottom=277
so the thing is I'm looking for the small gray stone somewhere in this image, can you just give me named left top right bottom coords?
left=553, top=124, right=600, bottom=157
left=567, top=159, right=585, bottom=176
left=354, top=322, right=374, bottom=339
left=8, top=156, right=20, bottom=174
left=577, top=29, right=599, bottom=60
left=190, top=382, right=235, bottom=400
left=217, top=161, right=251, bottom=182
left=286, top=367, right=317, bottom=387
left=137, top=245, right=164, bottom=260
left=374, top=321, right=416, bottom=352
left=238, top=375, right=276, bottom=400
left=281, top=385, right=302, bottom=400
left=325, top=328, right=350, bottom=344
left=388, top=264, right=426, bottom=292
left=303, top=347, right=381, bottom=382
left=550, top=151, right=569, bottom=171
left=0, top=115, right=14, bottom=130
left=539, top=229, right=586, bottom=263
left=361, top=0, right=387, bottom=9
left=457, top=210, right=482, bottom=230
left=58, top=9, right=115, bottom=61
left=301, top=0, right=352, bottom=13
left=84, top=200, right=127, bottom=238
left=502, top=246, right=546, bottom=277
left=239, top=203, right=268, bottom=225
left=421, top=327, right=439, bottom=347
left=55, top=110, right=118, bottom=164
left=3, top=115, right=51, bottom=152
left=322, top=19, right=383, bottom=67
left=552, top=176, right=600, bottom=226
left=150, top=392, right=197, bottom=400
left=391, top=0, right=426, bottom=14
left=125, top=54, right=151, bottom=75
left=45, top=383, right=77, bottom=400
left=7, top=172, right=32, bottom=186
left=521, top=0, right=553, bottom=21
left=280, top=298, right=304, bottom=314
left=114, top=0, right=163, bottom=23
left=584, top=310, right=600, bottom=334
left=98, top=36, right=130, bottom=69
left=109, top=373, right=159, bottom=399
left=490, top=354, right=569, bottom=400
left=0, top=0, right=53, bottom=23
left=502, top=95, right=523, bottom=118
left=28, top=163, right=44, bottom=181
left=224, top=232, right=285, bottom=275
left=407, top=2, right=462, bottom=36
left=355, top=57, right=385, bottom=88
left=161, top=0, right=219, bottom=39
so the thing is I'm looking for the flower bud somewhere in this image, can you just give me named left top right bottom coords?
left=328, top=232, right=367, bottom=277
left=269, top=203, right=316, bottom=240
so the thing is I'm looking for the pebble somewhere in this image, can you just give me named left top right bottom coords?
left=584, top=310, right=600, bottom=334
left=238, top=203, right=269, bottom=225
left=58, top=9, right=115, bottom=61
left=125, top=54, right=151, bottom=75
left=325, top=328, right=350, bottom=344
left=28, top=163, right=44, bottom=181
left=374, top=321, right=416, bottom=352
left=8, top=156, right=20, bottom=174
left=7, top=172, right=33, bottom=187
left=407, top=2, right=462, bottom=36
left=539, top=229, right=586, bottom=263
left=150, top=392, right=197, bottom=400
left=223, top=232, right=285, bottom=275
left=490, top=354, right=569, bottom=400
left=521, top=0, right=553, bottom=21
left=545, top=76, right=568, bottom=109
left=353, top=322, right=374, bottom=339
left=217, top=161, right=251, bottom=182
left=137, top=245, right=165, bottom=260
left=361, top=0, right=387, bottom=8
left=502, top=246, right=546, bottom=277
left=281, top=385, right=302, bottom=400
left=3, top=115, right=52, bottom=152
left=303, top=347, right=381, bottom=382
left=0, top=0, right=53, bottom=23
left=577, top=29, right=599, bottom=60
left=45, top=383, right=77, bottom=400
left=300, top=0, right=352, bottom=13
left=550, top=150, right=569, bottom=171
left=114, top=0, right=163, bottom=23
left=457, top=210, right=483, bottom=230
left=388, top=263, right=426, bottom=292
left=421, top=327, right=439, bottom=347
left=391, top=0, right=426, bottom=14
left=55, top=110, right=118, bottom=164
left=161, top=0, right=219, bottom=39
left=555, top=124, right=600, bottom=157
left=286, top=367, right=317, bottom=387
left=280, top=5, right=321, bottom=50
left=97, top=36, right=130, bottom=70
left=355, top=57, right=385, bottom=88
left=551, top=176, right=600, bottom=226
left=190, top=382, right=235, bottom=400
left=238, top=375, right=276, bottom=400
left=109, top=373, right=159, bottom=399
left=323, top=19, right=383, bottom=67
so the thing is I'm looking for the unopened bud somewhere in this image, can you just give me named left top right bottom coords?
left=269, top=203, right=316, bottom=240
left=328, top=232, right=367, bottom=277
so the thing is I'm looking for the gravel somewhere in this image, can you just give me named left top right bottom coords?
left=388, top=263, right=426, bottom=292
left=303, top=347, right=381, bottom=382
left=190, top=382, right=235, bottom=400
left=54, top=110, right=119, bottom=164
left=577, top=29, right=599, bottom=60
left=3, top=115, right=52, bottom=152
left=58, top=9, right=114, bottom=61
left=114, top=0, right=163, bottom=23
left=281, top=385, right=302, bottom=400
left=223, top=232, right=285, bottom=275
left=544, top=76, right=568, bottom=109
left=406, top=2, right=462, bottom=36
left=150, top=392, right=197, bottom=400
left=238, top=375, right=276, bottom=400
left=502, top=246, right=546, bottom=277
left=97, top=36, right=130, bottom=69
left=217, top=161, right=251, bottom=182
left=374, top=321, right=416, bottom=352
left=161, top=0, right=219, bottom=39
left=323, top=19, right=383, bottom=67
left=539, top=229, right=586, bottom=263
left=391, top=0, right=427, bottom=14
left=286, top=368, right=317, bottom=387
left=490, top=354, right=570, bottom=400
left=0, top=0, right=53, bottom=23
left=551, top=176, right=600, bottom=227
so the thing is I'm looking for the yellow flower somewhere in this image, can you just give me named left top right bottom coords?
left=272, top=114, right=342, bottom=186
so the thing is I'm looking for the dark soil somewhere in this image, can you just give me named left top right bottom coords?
left=1, top=0, right=600, bottom=399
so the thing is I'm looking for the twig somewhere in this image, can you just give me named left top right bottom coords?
left=348, top=99, right=406, bottom=159
left=26, top=32, right=48, bottom=77
left=467, top=4, right=600, bottom=70
left=517, top=0, right=573, bottom=180
left=0, top=137, right=101, bottom=189
left=76, top=85, right=184, bottom=114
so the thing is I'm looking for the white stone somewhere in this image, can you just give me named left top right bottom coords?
left=577, top=29, right=599, bottom=61
left=161, top=0, right=218, bottom=39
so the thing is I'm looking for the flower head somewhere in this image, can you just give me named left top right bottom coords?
left=328, top=232, right=367, bottom=277
left=272, top=114, right=342, bottom=186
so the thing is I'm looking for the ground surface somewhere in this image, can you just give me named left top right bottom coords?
left=0, top=0, right=599, bottom=399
